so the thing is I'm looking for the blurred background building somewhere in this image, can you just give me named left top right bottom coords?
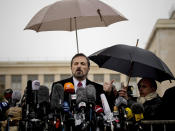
left=146, top=10, right=175, bottom=96
left=0, top=61, right=138, bottom=96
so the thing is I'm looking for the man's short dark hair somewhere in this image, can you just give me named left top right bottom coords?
left=137, top=78, right=157, bottom=90
left=71, top=53, right=90, bottom=67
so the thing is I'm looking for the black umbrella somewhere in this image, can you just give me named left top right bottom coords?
left=89, top=44, right=175, bottom=82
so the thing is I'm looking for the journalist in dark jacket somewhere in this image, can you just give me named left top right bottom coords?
left=136, top=78, right=162, bottom=120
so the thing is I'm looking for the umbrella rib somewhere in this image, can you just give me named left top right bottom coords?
left=97, top=9, right=107, bottom=26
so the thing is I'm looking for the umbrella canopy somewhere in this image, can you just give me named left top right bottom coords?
left=89, top=44, right=175, bottom=82
left=24, top=0, right=127, bottom=53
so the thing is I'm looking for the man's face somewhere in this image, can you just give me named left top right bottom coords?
left=71, top=56, right=90, bottom=80
left=138, top=79, right=155, bottom=97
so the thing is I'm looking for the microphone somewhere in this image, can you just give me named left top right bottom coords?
left=50, top=83, right=64, bottom=128
left=74, top=87, right=88, bottom=128
left=114, top=96, right=128, bottom=129
left=38, top=85, right=49, bottom=104
left=86, top=84, right=96, bottom=130
left=64, top=82, right=76, bottom=112
left=86, top=84, right=96, bottom=105
left=95, top=105, right=104, bottom=114
left=131, top=103, right=144, bottom=122
left=50, top=83, right=64, bottom=110
left=63, top=101, right=74, bottom=122
left=100, top=94, right=112, bottom=117
left=32, top=80, right=40, bottom=106
left=38, top=85, right=50, bottom=115
left=125, top=107, right=133, bottom=120
left=95, top=105, right=105, bottom=131
left=115, top=96, right=127, bottom=107
left=11, top=90, right=21, bottom=107
left=131, top=103, right=144, bottom=131
left=76, top=87, right=87, bottom=105
left=100, top=94, right=114, bottom=130
left=64, top=82, right=74, bottom=93
left=32, top=80, right=40, bottom=91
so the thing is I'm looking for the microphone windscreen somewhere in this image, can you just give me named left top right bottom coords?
left=95, top=105, right=103, bottom=114
left=38, top=85, right=49, bottom=104
left=115, top=96, right=127, bottom=107
left=32, top=80, right=40, bottom=90
left=26, top=80, right=32, bottom=103
left=64, top=82, right=74, bottom=93
left=12, top=90, right=21, bottom=102
left=86, top=84, right=96, bottom=103
left=131, top=102, right=144, bottom=114
left=76, top=87, right=87, bottom=104
left=50, top=83, right=64, bottom=110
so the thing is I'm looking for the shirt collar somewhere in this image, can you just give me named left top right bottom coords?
left=73, top=77, right=86, bottom=92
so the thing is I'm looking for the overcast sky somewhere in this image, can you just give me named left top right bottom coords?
left=0, top=0, right=175, bottom=61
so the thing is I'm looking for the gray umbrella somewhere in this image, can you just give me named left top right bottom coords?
left=24, top=0, right=127, bottom=53
left=89, top=44, right=175, bottom=82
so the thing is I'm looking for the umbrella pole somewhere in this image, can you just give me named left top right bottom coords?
left=74, top=17, right=79, bottom=53
left=126, top=39, right=139, bottom=87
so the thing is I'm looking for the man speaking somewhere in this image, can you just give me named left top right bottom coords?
left=50, top=53, right=115, bottom=130
left=50, top=53, right=105, bottom=107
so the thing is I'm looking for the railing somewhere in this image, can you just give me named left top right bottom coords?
left=125, top=120, right=175, bottom=131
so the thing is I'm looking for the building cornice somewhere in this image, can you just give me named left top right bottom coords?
left=0, top=61, right=98, bottom=68
left=145, top=19, right=175, bottom=50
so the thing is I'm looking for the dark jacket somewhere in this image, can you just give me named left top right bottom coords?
left=142, top=95, right=162, bottom=120
left=161, top=86, right=175, bottom=120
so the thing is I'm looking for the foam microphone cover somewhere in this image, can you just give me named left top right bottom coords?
left=115, top=96, right=127, bottom=107
left=32, top=80, right=40, bottom=90
left=64, top=82, right=75, bottom=93
left=50, top=83, right=64, bottom=110
left=12, top=90, right=21, bottom=103
left=95, top=105, right=104, bottom=114
left=76, top=87, right=87, bottom=104
left=86, top=84, right=96, bottom=103
left=131, top=102, right=144, bottom=114
left=26, top=80, right=32, bottom=103
left=38, top=85, right=49, bottom=104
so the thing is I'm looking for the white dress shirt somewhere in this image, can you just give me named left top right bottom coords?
left=73, top=77, right=86, bottom=92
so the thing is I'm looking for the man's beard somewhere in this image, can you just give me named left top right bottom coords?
left=74, top=69, right=86, bottom=80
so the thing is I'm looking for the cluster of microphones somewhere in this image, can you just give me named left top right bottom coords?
left=1, top=80, right=145, bottom=131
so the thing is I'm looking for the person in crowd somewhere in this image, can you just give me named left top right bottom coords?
left=161, top=86, right=175, bottom=120
left=104, top=78, right=162, bottom=120
left=136, top=78, right=162, bottom=120
left=50, top=53, right=116, bottom=130
left=160, top=86, right=175, bottom=131
left=51, top=53, right=115, bottom=105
